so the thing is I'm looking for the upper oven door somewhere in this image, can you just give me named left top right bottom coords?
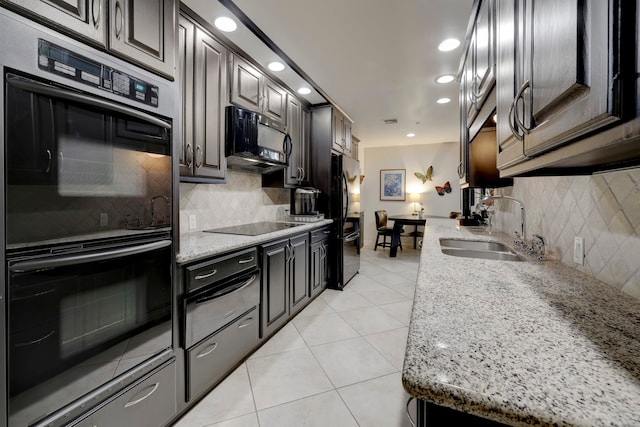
left=4, top=72, right=172, bottom=249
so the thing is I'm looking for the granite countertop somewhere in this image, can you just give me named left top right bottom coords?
left=402, top=218, right=640, bottom=426
left=176, top=219, right=333, bottom=264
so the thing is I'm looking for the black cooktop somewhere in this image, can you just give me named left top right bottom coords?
left=203, top=221, right=304, bottom=236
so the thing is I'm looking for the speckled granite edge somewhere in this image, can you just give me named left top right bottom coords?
left=176, top=220, right=333, bottom=264
left=402, top=219, right=640, bottom=426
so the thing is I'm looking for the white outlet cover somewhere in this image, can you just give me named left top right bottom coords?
left=188, top=214, right=197, bottom=230
left=573, top=236, right=585, bottom=265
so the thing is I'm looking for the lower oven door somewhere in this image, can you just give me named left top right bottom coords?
left=6, top=238, right=173, bottom=427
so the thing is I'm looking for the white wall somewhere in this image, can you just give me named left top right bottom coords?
left=361, top=142, right=460, bottom=247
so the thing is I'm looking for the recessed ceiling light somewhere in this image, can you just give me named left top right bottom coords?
left=214, top=16, right=237, bottom=32
left=436, top=74, right=455, bottom=84
left=438, top=38, right=460, bottom=52
left=268, top=61, right=285, bottom=72
left=436, top=97, right=451, bottom=104
left=406, top=133, right=416, bottom=138
left=297, top=87, right=311, bottom=95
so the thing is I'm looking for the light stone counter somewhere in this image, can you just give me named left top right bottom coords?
left=402, top=218, right=640, bottom=426
left=177, top=220, right=333, bottom=264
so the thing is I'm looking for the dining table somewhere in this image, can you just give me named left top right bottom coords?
left=388, top=214, right=427, bottom=257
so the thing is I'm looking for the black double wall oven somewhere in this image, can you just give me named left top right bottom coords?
left=1, top=10, right=177, bottom=427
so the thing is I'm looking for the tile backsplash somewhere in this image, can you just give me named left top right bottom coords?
left=488, top=168, right=640, bottom=299
left=179, top=170, right=290, bottom=233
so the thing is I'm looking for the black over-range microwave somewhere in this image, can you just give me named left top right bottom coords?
left=225, top=105, right=292, bottom=174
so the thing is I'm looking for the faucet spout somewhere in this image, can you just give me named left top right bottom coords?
left=477, top=195, right=526, bottom=245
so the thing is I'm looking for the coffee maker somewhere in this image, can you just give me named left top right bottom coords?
left=290, top=187, right=321, bottom=215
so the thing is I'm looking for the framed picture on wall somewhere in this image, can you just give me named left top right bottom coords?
left=380, top=169, right=406, bottom=201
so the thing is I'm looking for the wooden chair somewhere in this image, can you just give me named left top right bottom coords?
left=374, top=210, right=402, bottom=251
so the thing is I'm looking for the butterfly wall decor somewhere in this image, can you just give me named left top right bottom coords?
left=346, top=171, right=357, bottom=183
left=414, top=165, right=433, bottom=184
left=435, top=181, right=451, bottom=196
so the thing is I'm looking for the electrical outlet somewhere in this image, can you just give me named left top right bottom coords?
left=573, top=236, right=585, bottom=265
left=188, top=214, right=197, bottom=230
left=99, top=213, right=108, bottom=227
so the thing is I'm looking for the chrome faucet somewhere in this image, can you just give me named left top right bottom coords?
left=150, top=195, right=170, bottom=226
left=476, top=195, right=526, bottom=250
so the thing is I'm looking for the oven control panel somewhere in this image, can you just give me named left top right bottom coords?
left=37, top=39, right=159, bottom=107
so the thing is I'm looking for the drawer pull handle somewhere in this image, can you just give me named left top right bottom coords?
left=195, top=269, right=217, bottom=280
left=196, top=342, right=218, bottom=359
left=238, top=317, right=254, bottom=329
left=124, top=383, right=159, bottom=408
left=196, top=274, right=257, bottom=304
left=238, top=257, right=254, bottom=264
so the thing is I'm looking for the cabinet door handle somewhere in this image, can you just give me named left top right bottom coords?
left=195, top=145, right=203, bottom=168
left=512, top=80, right=531, bottom=139
left=124, top=382, right=160, bottom=408
left=508, top=95, right=523, bottom=141
left=115, top=1, right=123, bottom=40
left=406, top=397, right=416, bottom=427
left=194, top=269, right=217, bottom=280
left=58, top=151, right=64, bottom=174
left=457, top=161, right=463, bottom=178
left=91, top=0, right=101, bottom=29
left=44, top=149, right=52, bottom=173
left=186, top=143, right=193, bottom=167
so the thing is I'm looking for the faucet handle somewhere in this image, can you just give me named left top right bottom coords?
left=531, top=234, right=545, bottom=260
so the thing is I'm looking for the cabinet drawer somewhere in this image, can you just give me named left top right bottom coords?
left=73, top=360, right=176, bottom=427
left=310, top=226, right=331, bottom=244
left=186, top=307, right=258, bottom=401
left=186, top=248, right=257, bottom=292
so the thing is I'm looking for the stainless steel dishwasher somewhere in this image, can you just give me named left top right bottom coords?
left=182, top=248, right=260, bottom=401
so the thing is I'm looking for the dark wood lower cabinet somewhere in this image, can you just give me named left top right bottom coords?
left=415, top=399, right=510, bottom=427
left=260, top=232, right=309, bottom=339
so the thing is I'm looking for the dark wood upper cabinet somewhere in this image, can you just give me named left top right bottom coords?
left=495, top=0, right=640, bottom=175
left=3, top=0, right=176, bottom=79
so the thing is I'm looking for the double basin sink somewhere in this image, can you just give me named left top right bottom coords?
left=439, top=238, right=525, bottom=262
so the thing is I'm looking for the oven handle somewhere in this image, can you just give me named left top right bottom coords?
left=9, top=240, right=172, bottom=273
left=195, top=272, right=258, bottom=305
left=6, top=75, right=171, bottom=130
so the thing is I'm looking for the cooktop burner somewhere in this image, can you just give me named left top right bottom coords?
left=203, top=221, right=304, bottom=236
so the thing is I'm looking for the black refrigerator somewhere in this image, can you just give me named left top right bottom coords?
left=329, top=154, right=361, bottom=289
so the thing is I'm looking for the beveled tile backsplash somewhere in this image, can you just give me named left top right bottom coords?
left=489, top=168, right=640, bottom=299
left=179, top=170, right=290, bottom=233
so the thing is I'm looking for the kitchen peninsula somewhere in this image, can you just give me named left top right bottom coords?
left=403, top=219, right=640, bottom=426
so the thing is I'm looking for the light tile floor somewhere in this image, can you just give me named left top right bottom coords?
left=173, top=247, right=420, bottom=427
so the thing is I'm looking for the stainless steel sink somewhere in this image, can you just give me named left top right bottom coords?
left=439, top=238, right=526, bottom=261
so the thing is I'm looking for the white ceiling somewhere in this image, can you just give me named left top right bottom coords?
left=184, top=0, right=474, bottom=148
